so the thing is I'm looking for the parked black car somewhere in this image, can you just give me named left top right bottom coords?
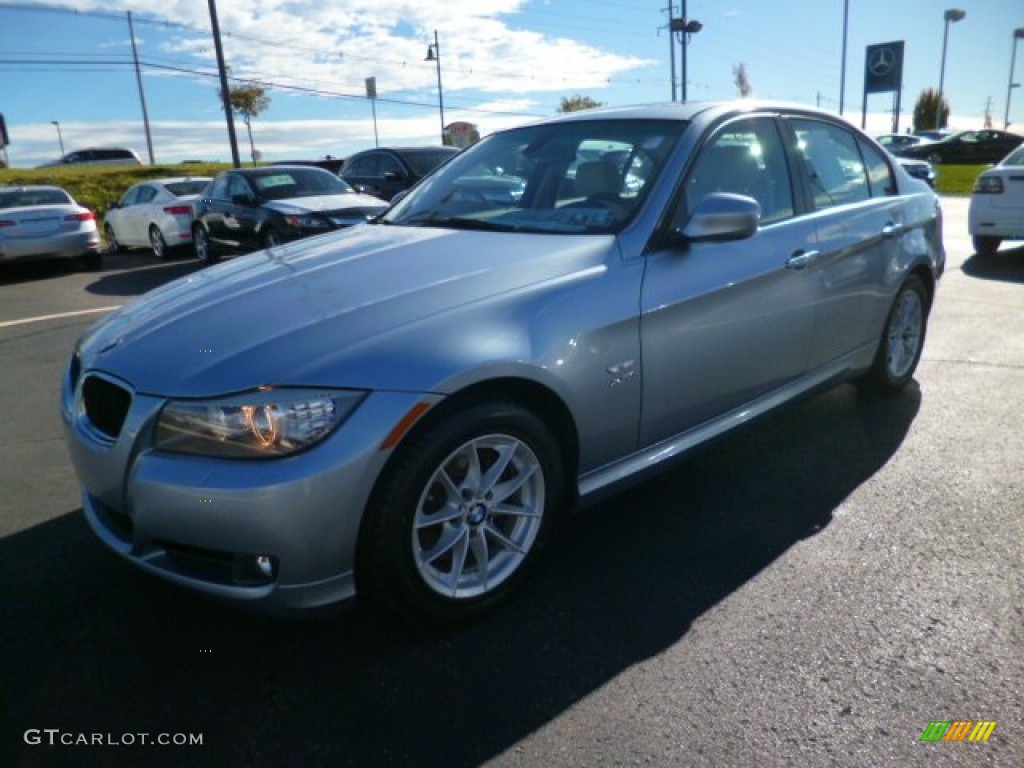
left=895, top=129, right=1023, bottom=165
left=340, top=146, right=460, bottom=200
left=191, top=166, right=387, bottom=264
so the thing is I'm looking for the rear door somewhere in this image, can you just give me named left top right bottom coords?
left=785, top=116, right=905, bottom=370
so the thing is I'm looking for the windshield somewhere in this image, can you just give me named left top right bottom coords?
left=249, top=169, right=356, bottom=200
left=165, top=180, right=210, bottom=197
left=383, top=119, right=686, bottom=235
left=1001, top=145, right=1024, bottom=166
left=0, top=188, right=72, bottom=208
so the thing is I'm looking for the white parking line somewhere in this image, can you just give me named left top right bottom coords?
left=0, top=306, right=121, bottom=329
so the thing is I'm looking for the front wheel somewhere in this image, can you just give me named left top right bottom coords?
left=860, top=275, right=929, bottom=393
left=972, top=235, right=1001, bottom=257
left=926, top=152, right=942, bottom=165
left=361, top=402, right=564, bottom=624
left=193, top=225, right=219, bottom=265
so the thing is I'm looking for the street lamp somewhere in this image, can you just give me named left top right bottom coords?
left=425, top=30, right=445, bottom=145
left=935, top=8, right=966, bottom=129
left=669, top=0, right=702, bottom=102
left=50, top=120, right=65, bottom=157
left=1004, top=28, right=1024, bottom=130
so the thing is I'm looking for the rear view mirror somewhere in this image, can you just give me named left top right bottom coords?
left=679, top=193, right=760, bottom=243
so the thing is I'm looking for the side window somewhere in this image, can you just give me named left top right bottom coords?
left=119, top=187, right=140, bottom=207
left=209, top=176, right=230, bottom=200
left=686, top=117, right=795, bottom=225
left=227, top=175, right=254, bottom=201
left=857, top=139, right=895, bottom=197
left=350, top=155, right=377, bottom=176
left=378, top=154, right=404, bottom=176
left=790, top=119, right=870, bottom=209
left=136, top=186, right=158, bottom=204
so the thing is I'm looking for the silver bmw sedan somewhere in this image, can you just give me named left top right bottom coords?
left=63, top=101, right=945, bottom=623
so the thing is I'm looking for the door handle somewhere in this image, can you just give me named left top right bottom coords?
left=881, top=222, right=897, bottom=238
left=786, top=249, right=820, bottom=270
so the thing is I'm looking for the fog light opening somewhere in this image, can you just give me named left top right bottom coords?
left=233, top=553, right=279, bottom=585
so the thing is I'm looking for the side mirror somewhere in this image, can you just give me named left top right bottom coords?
left=108, top=201, right=120, bottom=210
left=678, top=193, right=760, bottom=243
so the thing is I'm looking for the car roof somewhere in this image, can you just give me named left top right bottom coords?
left=133, top=177, right=211, bottom=186
left=0, top=184, right=70, bottom=192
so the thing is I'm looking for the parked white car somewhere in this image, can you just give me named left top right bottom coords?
left=104, top=177, right=211, bottom=259
left=968, top=145, right=1024, bottom=256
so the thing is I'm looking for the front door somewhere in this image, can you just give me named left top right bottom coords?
left=639, top=116, right=819, bottom=446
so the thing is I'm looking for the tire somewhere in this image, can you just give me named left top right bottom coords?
left=972, top=235, right=1001, bottom=257
left=149, top=225, right=170, bottom=260
left=264, top=229, right=282, bottom=249
left=926, top=152, right=942, bottom=165
left=361, top=401, right=564, bottom=624
left=193, top=224, right=219, bottom=265
left=104, top=223, right=122, bottom=254
left=860, top=276, right=929, bottom=393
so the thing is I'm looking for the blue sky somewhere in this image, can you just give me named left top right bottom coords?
left=0, top=0, right=1021, bottom=167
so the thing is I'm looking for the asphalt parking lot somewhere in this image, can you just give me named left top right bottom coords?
left=0, top=196, right=1021, bottom=767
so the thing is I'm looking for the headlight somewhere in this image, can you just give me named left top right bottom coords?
left=155, top=388, right=366, bottom=458
left=283, top=215, right=330, bottom=229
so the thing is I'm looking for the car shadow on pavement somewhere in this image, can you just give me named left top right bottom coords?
left=0, top=384, right=920, bottom=768
left=84, top=259, right=205, bottom=297
left=961, top=245, right=1024, bottom=284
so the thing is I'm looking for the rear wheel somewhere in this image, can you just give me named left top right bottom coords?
left=193, top=225, right=219, bottom=265
left=972, top=235, right=1001, bottom=257
left=149, top=225, right=170, bottom=259
left=264, top=229, right=282, bottom=249
left=860, top=276, right=928, bottom=393
left=361, top=401, right=564, bottom=624
left=926, top=152, right=942, bottom=164
left=104, top=223, right=122, bottom=253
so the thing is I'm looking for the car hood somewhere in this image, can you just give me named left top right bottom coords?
left=77, top=224, right=614, bottom=397
left=262, top=193, right=386, bottom=215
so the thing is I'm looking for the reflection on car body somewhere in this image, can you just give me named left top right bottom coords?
left=64, top=102, right=945, bottom=624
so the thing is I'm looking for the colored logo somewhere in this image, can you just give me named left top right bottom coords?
left=920, top=721, right=996, bottom=742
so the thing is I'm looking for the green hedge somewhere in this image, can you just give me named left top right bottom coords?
left=0, top=163, right=232, bottom=219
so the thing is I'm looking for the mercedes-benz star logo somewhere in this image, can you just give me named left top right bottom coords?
left=869, top=47, right=896, bottom=77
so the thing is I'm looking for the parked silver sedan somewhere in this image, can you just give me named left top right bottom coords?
left=0, top=185, right=101, bottom=268
left=104, top=177, right=211, bottom=259
left=63, top=102, right=945, bottom=623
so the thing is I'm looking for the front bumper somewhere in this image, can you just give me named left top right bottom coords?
left=62, top=363, right=437, bottom=614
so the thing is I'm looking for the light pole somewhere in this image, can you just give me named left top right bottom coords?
left=50, top=120, right=64, bottom=157
left=1004, top=28, right=1024, bottom=130
left=935, top=8, right=966, bottom=129
left=425, top=30, right=445, bottom=145
left=669, top=1, right=702, bottom=102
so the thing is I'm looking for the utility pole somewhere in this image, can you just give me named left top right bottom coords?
left=208, top=0, right=241, bottom=168
left=127, top=12, right=155, bottom=164
left=668, top=2, right=676, bottom=101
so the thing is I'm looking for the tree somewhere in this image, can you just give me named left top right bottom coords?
left=733, top=63, right=752, bottom=98
left=558, top=95, right=603, bottom=113
left=913, top=88, right=949, bottom=132
left=219, top=83, right=271, bottom=165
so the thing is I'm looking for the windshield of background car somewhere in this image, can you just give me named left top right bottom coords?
left=0, top=188, right=72, bottom=208
left=165, top=180, right=210, bottom=196
left=384, top=119, right=686, bottom=234
left=401, top=149, right=460, bottom=176
left=1001, top=146, right=1024, bottom=166
left=249, top=169, right=355, bottom=200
